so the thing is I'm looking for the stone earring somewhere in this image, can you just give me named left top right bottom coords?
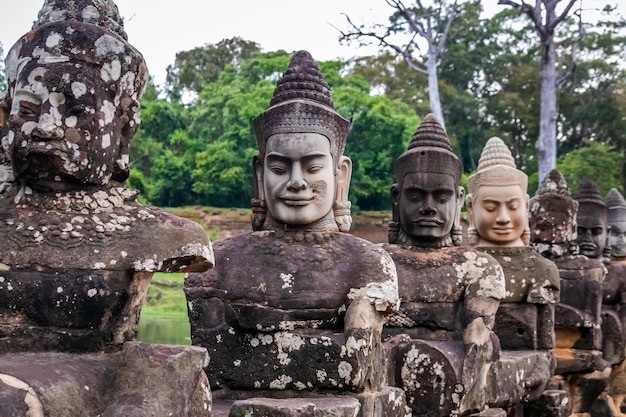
left=451, top=224, right=463, bottom=246
left=388, top=221, right=400, bottom=244
left=251, top=198, right=266, bottom=231
left=333, top=200, right=352, bottom=232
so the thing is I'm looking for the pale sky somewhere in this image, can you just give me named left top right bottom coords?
left=1, top=1, right=622, bottom=90
left=0, top=0, right=388, bottom=89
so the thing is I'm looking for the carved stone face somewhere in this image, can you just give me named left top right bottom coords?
left=8, top=62, right=131, bottom=191
left=470, top=184, right=528, bottom=247
left=263, top=132, right=336, bottom=226
left=609, top=219, right=626, bottom=258
left=575, top=215, right=608, bottom=259
left=529, top=205, right=574, bottom=244
left=394, top=172, right=461, bottom=242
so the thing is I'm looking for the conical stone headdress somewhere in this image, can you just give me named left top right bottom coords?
left=467, top=137, right=528, bottom=195
left=529, top=169, right=578, bottom=244
left=253, top=50, right=350, bottom=163
left=574, top=180, right=607, bottom=219
left=393, top=113, right=462, bottom=183
left=606, top=188, right=626, bottom=223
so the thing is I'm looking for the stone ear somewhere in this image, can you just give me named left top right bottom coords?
left=112, top=98, right=140, bottom=184
left=334, top=156, right=353, bottom=232
left=120, top=98, right=140, bottom=140
left=388, top=184, right=401, bottom=244
left=251, top=154, right=266, bottom=231
left=336, top=156, right=352, bottom=202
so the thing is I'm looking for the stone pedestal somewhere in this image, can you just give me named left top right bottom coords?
left=0, top=342, right=211, bottom=416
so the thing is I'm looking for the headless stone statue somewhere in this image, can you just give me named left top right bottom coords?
left=381, top=114, right=506, bottom=416
left=529, top=169, right=608, bottom=415
left=0, top=1, right=213, bottom=415
left=185, top=50, right=404, bottom=417
left=466, top=137, right=563, bottom=412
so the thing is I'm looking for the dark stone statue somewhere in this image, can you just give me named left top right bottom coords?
left=0, top=1, right=213, bottom=415
left=529, top=169, right=609, bottom=415
left=577, top=184, right=626, bottom=416
left=185, top=50, right=404, bottom=417
left=381, top=114, right=507, bottom=416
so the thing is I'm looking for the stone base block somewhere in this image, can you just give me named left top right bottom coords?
left=0, top=342, right=210, bottom=417
left=228, top=396, right=361, bottom=417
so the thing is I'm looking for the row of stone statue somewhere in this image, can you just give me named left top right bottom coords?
left=1, top=1, right=626, bottom=417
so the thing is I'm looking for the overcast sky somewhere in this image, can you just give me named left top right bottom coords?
left=0, top=0, right=389, bottom=88
left=1, top=1, right=622, bottom=89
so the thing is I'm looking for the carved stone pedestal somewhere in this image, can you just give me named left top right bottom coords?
left=0, top=342, right=211, bottom=416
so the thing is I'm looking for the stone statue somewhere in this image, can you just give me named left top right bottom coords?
left=529, top=169, right=609, bottom=415
left=590, top=186, right=626, bottom=416
left=575, top=181, right=611, bottom=264
left=466, top=137, right=563, bottom=412
left=0, top=1, right=213, bottom=415
left=381, top=114, right=507, bottom=416
left=606, top=188, right=626, bottom=263
left=185, top=50, right=404, bottom=417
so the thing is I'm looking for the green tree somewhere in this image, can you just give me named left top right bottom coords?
left=147, top=130, right=203, bottom=207
left=333, top=75, right=420, bottom=210
left=540, top=140, right=625, bottom=196
left=165, top=37, right=261, bottom=101
left=340, top=0, right=469, bottom=130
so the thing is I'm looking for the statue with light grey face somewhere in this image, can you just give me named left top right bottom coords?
left=250, top=51, right=352, bottom=233
left=185, top=51, right=403, bottom=416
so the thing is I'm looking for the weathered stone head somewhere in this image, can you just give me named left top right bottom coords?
left=466, top=137, right=530, bottom=247
left=574, top=180, right=608, bottom=260
left=252, top=50, right=352, bottom=232
left=606, top=188, right=626, bottom=260
left=389, top=113, right=464, bottom=246
left=529, top=169, right=578, bottom=256
left=3, top=0, right=147, bottom=192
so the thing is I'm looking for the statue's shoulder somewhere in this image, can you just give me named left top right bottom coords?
left=0, top=188, right=212, bottom=272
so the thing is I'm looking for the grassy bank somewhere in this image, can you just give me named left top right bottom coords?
left=141, top=272, right=188, bottom=317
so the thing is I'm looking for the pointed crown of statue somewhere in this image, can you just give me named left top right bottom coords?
left=530, top=169, right=577, bottom=215
left=606, top=188, right=626, bottom=223
left=467, top=137, right=528, bottom=195
left=5, top=0, right=147, bottom=103
left=574, top=180, right=607, bottom=219
left=393, top=113, right=463, bottom=183
left=253, top=50, right=350, bottom=164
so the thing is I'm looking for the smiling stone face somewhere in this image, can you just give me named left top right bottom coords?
left=263, top=132, right=336, bottom=226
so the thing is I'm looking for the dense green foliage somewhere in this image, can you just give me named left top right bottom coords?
left=3, top=2, right=624, bottom=210
left=129, top=49, right=420, bottom=210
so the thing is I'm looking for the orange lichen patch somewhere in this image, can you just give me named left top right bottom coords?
left=554, top=328, right=582, bottom=349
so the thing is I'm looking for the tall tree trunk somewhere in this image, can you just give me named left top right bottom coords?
left=537, top=37, right=558, bottom=182
left=426, top=49, right=445, bottom=131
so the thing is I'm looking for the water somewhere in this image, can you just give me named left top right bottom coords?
left=137, top=315, right=192, bottom=345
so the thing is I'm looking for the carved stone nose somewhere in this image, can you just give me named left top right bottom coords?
left=288, top=178, right=307, bottom=190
